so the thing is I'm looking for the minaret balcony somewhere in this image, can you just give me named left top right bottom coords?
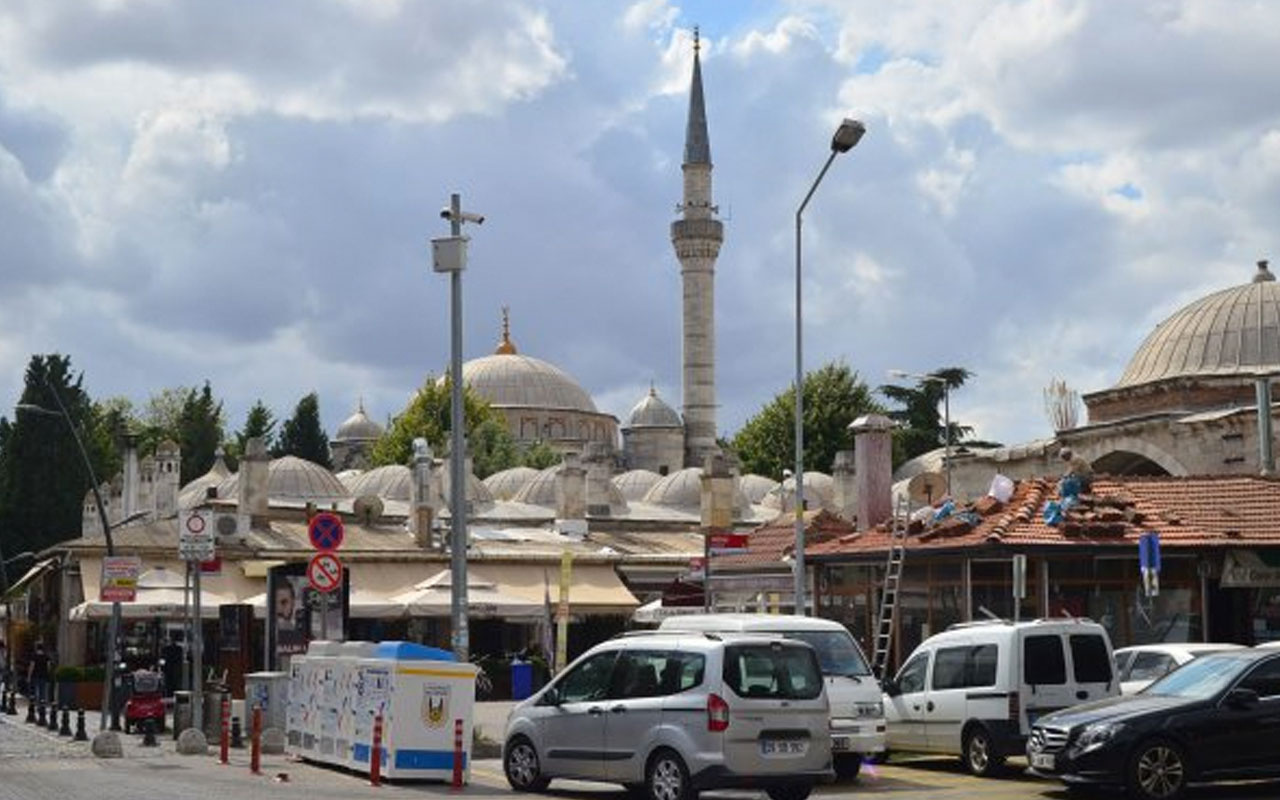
left=670, top=218, right=724, bottom=243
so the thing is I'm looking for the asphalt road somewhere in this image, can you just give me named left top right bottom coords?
left=5, top=711, right=1280, bottom=800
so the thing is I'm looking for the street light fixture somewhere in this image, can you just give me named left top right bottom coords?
left=888, top=369, right=959, bottom=498
left=15, top=389, right=121, bottom=734
left=793, top=118, right=866, bottom=617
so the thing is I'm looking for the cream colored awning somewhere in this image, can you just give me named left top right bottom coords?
left=471, top=563, right=638, bottom=613
left=76, top=557, right=263, bottom=614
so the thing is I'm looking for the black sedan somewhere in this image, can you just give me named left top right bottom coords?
left=1026, top=648, right=1280, bottom=800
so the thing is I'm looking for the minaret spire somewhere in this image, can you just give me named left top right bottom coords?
left=672, top=27, right=724, bottom=467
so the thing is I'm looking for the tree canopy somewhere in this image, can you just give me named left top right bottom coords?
left=275, top=392, right=332, bottom=468
left=730, top=361, right=882, bottom=479
left=177, top=382, right=226, bottom=483
left=878, top=367, right=998, bottom=466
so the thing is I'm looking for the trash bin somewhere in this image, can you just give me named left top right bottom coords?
left=172, top=691, right=193, bottom=739
left=203, top=687, right=229, bottom=742
left=510, top=659, right=533, bottom=700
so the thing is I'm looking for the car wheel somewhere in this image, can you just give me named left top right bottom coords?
left=504, top=736, right=550, bottom=792
left=765, top=784, right=813, bottom=800
left=1126, top=738, right=1187, bottom=800
left=646, top=749, right=696, bottom=800
left=962, top=725, right=1005, bottom=777
left=834, top=754, right=862, bottom=780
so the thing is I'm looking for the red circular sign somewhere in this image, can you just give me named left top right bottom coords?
left=308, top=512, right=345, bottom=551
left=307, top=552, right=343, bottom=594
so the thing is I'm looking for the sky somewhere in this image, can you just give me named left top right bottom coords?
left=2, top=0, right=1279, bottom=456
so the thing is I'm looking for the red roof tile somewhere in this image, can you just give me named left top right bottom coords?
left=808, top=474, right=1280, bottom=559
left=715, top=509, right=854, bottom=571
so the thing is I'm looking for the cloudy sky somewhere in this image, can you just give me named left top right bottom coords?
left=2, top=0, right=1278, bottom=453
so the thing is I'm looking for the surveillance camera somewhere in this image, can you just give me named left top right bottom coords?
left=439, top=207, right=451, bottom=219
left=439, top=208, right=485, bottom=225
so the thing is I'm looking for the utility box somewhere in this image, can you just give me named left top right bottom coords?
left=431, top=236, right=469, bottom=273
left=245, top=671, right=290, bottom=732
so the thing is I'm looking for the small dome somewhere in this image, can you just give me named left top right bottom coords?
left=342, top=464, right=411, bottom=502
left=178, top=451, right=232, bottom=509
left=739, top=474, right=780, bottom=505
left=613, top=469, right=663, bottom=501
left=216, top=455, right=351, bottom=503
left=511, top=465, right=559, bottom=508
left=762, top=472, right=835, bottom=512
left=440, top=468, right=495, bottom=508
left=643, top=467, right=750, bottom=512
left=1118, top=260, right=1280, bottom=387
left=335, top=399, right=384, bottom=442
left=626, top=386, right=682, bottom=428
left=484, top=467, right=539, bottom=500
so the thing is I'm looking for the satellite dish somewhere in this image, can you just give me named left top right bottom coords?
left=908, top=471, right=948, bottom=505
left=353, top=494, right=384, bottom=523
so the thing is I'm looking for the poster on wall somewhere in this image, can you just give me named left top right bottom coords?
left=267, top=562, right=350, bottom=670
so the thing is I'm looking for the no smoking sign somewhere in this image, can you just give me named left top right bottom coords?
left=307, top=552, right=344, bottom=594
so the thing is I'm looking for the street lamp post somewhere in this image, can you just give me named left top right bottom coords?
left=16, top=384, right=121, bottom=734
left=433, top=192, right=484, bottom=662
left=793, top=118, right=865, bottom=617
left=888, top=369, right=955, bottom=498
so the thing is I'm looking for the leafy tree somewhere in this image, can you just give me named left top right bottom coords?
left=176, top=382, right=225, bottom=484
left=87, top=396, right=137, bottom=483
left=521, top=439, right=561, bottom=471
left=143, top=387, right=188, bottom=437
left=470, top=418, right=520, bottom=479
left=237, top=400, right=277, bottom=454
left=275, top=392, right=332, bottom=468
left=0, top=354, right=112, bottom=557
left=731, top=361, right=882, bottom=479
left=878, top=367, right=998, bottom=466
left=370, top=376, right=497, bottom=468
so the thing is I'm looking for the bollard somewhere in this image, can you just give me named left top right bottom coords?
left=369, top=713, right=383, bottom=788
left=48, top=704, right=60, bottom=732
left=231, top=716, right=244, bottom=749
left=74, top=709, right=88, bottom=742
left=36, top=701, right=46, bottom=727
left=219, top=696, right=230, bottom=765
left=59, top=707, right=72, bottom=737
left=109, top=705, right=121, bottom=733
left=4, top=691, right=15, bottom=716
left=452, top=718, right=463, bottom=790
left=141, top=717, right=158, bottom=747
left=25, top=696, right=35, bottom=723
left=249, top=706, right=262, bottom=775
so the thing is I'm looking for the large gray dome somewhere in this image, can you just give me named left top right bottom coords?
left=456, top=353, right=596, bottom=412
left=1118, top=261, right=1280, bottom=387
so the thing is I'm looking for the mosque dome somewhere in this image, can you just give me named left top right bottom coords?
left=484, top=466, right=540, bottom=501
left=613, top=469, right=663, bottom=501
left=335, top=399, right=384, bottom=441
left=642, top=467, right=749, bottom=513
left=625, top=387, right=682, bottom=428
left=216, top=455, right=352, bottom=503
left=511, top=466, right=560, bottom=508
left=1117, top=260, right=1280, bottom=387
left=738, top=474, right=780, bottom=505
left=341, top=464, right=411, bottom=502
left=762, top=471, right=835, bottom=512
left=178, top=450, right=232, bottom=509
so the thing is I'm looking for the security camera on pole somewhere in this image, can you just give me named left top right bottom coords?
left=433, top=192, right=484, bottom=661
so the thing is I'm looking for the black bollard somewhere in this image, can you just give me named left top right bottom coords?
left=3, top=691, right=13, bottom=715
left=47, top=704, right=59, bottom=732
left=230, top=715, right=243, bottom=749
left=141, top=717, right=158, bottom=747
left=25, top=696, right=35, bottom=723
left=109, top=706, right=121, bottom=732
left=74, top=709, right=88, bottom=742
left=59, top=707, right=72, bottom=737
left=36, top=701, right=46, bottom=727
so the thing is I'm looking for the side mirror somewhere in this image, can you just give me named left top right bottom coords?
left=1225, top=687, right=1260, bottom=709
left=881, top=678, right=900, bottom=697
left=541, top=686, right=562, bottom=706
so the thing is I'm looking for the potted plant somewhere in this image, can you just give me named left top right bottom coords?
left=77, top=666, right=106, bottom=710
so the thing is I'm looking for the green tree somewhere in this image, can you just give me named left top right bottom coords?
left=521, top=439, right=561, bottom=471
left=0, top=354, right=112, bottom=557
left=731, top=361, right=882, bottom=479
left=470, top=418, right=520, bottom=479
left=878, top=367, right=998, bottom=466
left=237, top=400, right=277, bottom=455
left=370, top=376, right=497, bottom=468
left=177, top=382, right=225, bottom=484
left=275, top=392, right=332, bottom=468
left=87, top=396, right=138, bottom=484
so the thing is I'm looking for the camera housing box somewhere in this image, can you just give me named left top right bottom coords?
left=431, top=236, right=469, bottom=273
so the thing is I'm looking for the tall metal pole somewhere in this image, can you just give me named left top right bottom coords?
left=40, top=381, right=120, bottom=732
left=793, top=150, right=838, bottom=617
left=192, top=563, right=202, bottom=731
left=448, top=192, right=470, bottom=662
left=943, top=382, right=953, bottom=497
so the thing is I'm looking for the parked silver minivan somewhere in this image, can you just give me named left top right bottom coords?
left=503, top=631, right=833, bottom=800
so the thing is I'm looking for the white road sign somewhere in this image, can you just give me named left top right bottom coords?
left=179, top=508, right=215, bottom=561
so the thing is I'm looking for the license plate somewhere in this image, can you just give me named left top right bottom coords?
left=1031, top=753, right=1055, bottom=771
left=831, top=737, right=851, bottom=752
left=760, top=739, right=809, bottom=757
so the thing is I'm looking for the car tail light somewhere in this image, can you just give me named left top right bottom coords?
left=1008, top=691, right=1021, bottom=722
left=707, top=693, right=730, bottom=732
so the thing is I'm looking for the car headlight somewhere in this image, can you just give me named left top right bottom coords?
left=856, top=701, right=884, bottom=718
left=1075, top=722, right=1124, bottom=753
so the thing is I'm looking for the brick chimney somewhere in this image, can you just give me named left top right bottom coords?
left=700, top=452, right=733, bottom=531
left=850, top=414, right=893, bottom=530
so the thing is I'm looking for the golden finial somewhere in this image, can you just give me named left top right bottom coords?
left=649, top=380, right=657, bottom=397
left=496, top=305, right=518, bottom=355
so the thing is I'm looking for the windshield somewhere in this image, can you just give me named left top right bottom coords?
left=1144, top=653, right=1246, bottom=698
left=777, top=630, right=872, bottom=677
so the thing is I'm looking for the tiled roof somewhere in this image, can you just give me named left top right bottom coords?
left=716, top=509, right=854, bottom=571
left=809, top=474, right=1280, bottom=560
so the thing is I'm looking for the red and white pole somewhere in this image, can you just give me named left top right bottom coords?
left=219, top=696, right=230, bottom=765
left=370, top=713, right=384, bottom=787
left=249, top=705, right=262, bottom=775
left=452, top=718, right=464, bottom=790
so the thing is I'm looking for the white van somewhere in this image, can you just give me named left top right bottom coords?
left=882, top=618, right=1118, bottom=777
left=659, top=613, right=884, bottom=779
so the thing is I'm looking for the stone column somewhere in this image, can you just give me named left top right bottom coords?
left=850, top=414, right=894, bottom=530
left=410, top=438, right=437, bottom=549
left=584, top=442, right=614, bottom=517
left=832, top=449, right=857, bottom=524
left=555, top=455, right=587, bottom=537
left=238, top=437, right=271, bottom=531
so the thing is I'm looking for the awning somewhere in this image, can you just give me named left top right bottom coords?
left=73, top=557, right=264, bottom=621
left=471, top=563, right=638, bottom=614
left=244, top=562, right=440, bottom=619
left=3, top=557, right=57, bottom=599
left=391, top=569, right=544, bottom=619
left=69, top=584, right=238, bottom=621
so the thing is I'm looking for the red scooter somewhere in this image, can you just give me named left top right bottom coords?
left=123, top=670, right=165, bottom=734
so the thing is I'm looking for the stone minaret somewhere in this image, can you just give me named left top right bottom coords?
left=672, top=28, right=724, bottom=467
